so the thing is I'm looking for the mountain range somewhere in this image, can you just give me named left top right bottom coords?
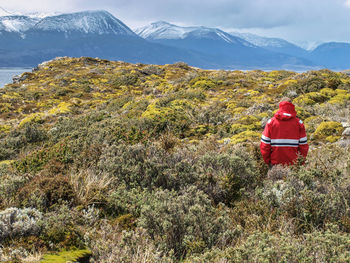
left=0, top=10, right=349, bottom=70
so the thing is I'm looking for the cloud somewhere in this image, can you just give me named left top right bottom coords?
left=346, top=0, right=350, bottom=7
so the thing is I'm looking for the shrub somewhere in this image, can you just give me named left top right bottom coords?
left=259, top=145, right=350, bottom=232
left=313, top=121, right=344, bottom=141
left=98, top=142, right=198, bottom=192
left=186, top=227, right=350, bottom=263
left=196, top=145, right=259, bottom=205
left=85, top=222, right=173, bottom=263
left=0, top=207, right=42, bottom=242
left=17, top=174, right=76, bottom=210
left=112, top=71, right=140, bottom=88
left=138, top=186, right=236, bottom=259
left=0, top=173, right=30, bottom=209
left=39, top=206, right=88, bottom=249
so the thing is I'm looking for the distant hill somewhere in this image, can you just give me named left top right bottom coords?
left=229, top=32, right=308, bottom=58
left=0, top=11, right=221, bottom=68
left=307, top=42, right=350, bottom=70
left=136, top=21, right=314, bottom=70
left=0, top=11, right=349, bottom=69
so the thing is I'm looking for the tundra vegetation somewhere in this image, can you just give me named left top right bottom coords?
left=0, top=57, right=349, bottom=262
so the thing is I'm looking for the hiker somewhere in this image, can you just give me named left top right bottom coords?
left=260, top=97, right=309, bottom=166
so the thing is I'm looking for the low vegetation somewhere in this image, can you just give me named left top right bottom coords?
left=0, top=57, right=349, bottom=262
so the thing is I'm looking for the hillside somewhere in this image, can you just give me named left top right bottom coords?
left=136, top=21, right=314, bottom=70
left=0, top=57, right=349, bottom=262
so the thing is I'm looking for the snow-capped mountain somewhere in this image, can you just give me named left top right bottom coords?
left=135, top=21, right=314, bottom=69
left=31, top=10, right=136, bottom=36
left=136, top=21, right=254, bottom=47
left=0, top=16, right=39, bottom=33
left=229, top=32, right=307, bottom=58
left=1, top=10, right=348, bottom=69
left=0, top=11, right=219, bottom=68
left=230, top=32, right=292, bottom=48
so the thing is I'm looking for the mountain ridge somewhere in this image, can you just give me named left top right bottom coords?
left=0, top=10, right=349, bottom=69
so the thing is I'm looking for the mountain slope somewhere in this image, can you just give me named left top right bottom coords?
left=0, top=11, right=221, bottom=68
left=136, top=21, right=314, bottom=69
left=307, top=42, right=350, bottom=69
left=32, top=10, right=136, bottom=36
left=229, top=32, right=308, bottom=58
left=0, top=15, right=39, bottom=33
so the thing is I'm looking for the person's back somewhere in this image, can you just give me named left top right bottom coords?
left=260, top=98, right=309, bottom=165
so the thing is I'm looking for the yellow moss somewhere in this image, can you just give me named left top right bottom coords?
left=313, top=121, right=344, bottom=140
left=246, top=89, right=260, bottom=96
left=293, top=92, right=328, bottom=105
left=0, top=103, right=13, bottom=113
left=0, top=124, right=11, bottom=134
left=326, top=135, right=341, bottom=143
left=192, top=79, right=216, bottom=90
left=19, top=112, right=45, bottom=127
left=231, top=107, right=247, bottom=115
left=320, top=88, right=337, bottom=97
left=239, top=115, right=260, bottom=125
left=335, top=89, right=347, bottom=94
left=48, top=102, right=72, bottom=115
left=231, top=130, right=261, bottom=144
left=40, top=249, right=91, bottom=263
left=170, top=99, right=195, bottom=109
left=257, top=112, right=269, bottom=119
left=328, top=93, right=350, bottom=104
left=37, top=99, right=61, bottom=109
left=0, top=160, right=14, bottom=167
left=2, top=92, right=21, bottom=100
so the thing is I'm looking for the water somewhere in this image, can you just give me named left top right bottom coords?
left=0, top=68, right=32, bottom=88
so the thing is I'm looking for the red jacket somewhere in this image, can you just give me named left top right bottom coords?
left=260, top=101, right=309, bottom=165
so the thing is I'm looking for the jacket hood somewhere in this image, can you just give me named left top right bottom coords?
left=274, top=101, right=297, bottom=120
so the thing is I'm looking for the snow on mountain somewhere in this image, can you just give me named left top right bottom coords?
left=0, top=16, right=39, bottom=32
left=32, top=10, right=136, bottom=36
left=136, top=21, right=197, bottom=39
left=229, top=32, right=298, bottom=48
left=295, top=41, right=323, bottom=51
left=135, top=21, right=255, bottom=47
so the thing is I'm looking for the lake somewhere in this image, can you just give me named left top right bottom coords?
left=0, top=68, right=32, bottom=88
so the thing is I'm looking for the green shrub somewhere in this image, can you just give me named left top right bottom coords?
left=258, top=145, right=350, bottom=232
left=17, top=175, right=76, bottom=210
left=138, top=186, right=235, bottom=259
left=85, top=222, right=173, bottom=263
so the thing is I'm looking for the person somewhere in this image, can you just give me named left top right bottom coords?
left=260, top=97, right=309, bottom=166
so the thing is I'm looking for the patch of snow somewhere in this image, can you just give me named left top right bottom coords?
left=33, top=10, right=136, bottom=36
left=294, top=40, right=323, bottom=51
left=0, top=16, right=39, bottom=32
left=230, top=32, right=291, bottom=48
left=136, top=21, right=256, bottom=47
left=215, top=31, right=233, bottom=43
left=136, top=21, right=196, bottom=39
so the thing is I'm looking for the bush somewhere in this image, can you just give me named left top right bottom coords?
left=196, top=145, right=259, bottom=204
left=259, top=146, right=350, bottom=232
left=86, top=222, right=173, bottom=263
left=17, top=174, right=76, bottom=210
left=98, top=142, right=198, bottom=192
left=313, top=121, right=344, bottom=141
left=138, top=186, right=236, bottom=259
left=0, top=207, right=42, bottom=242
left=186, top=226, right=350, bottom=263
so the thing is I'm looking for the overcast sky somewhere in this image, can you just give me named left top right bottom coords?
left=1, top=0, right=350, bottom=47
